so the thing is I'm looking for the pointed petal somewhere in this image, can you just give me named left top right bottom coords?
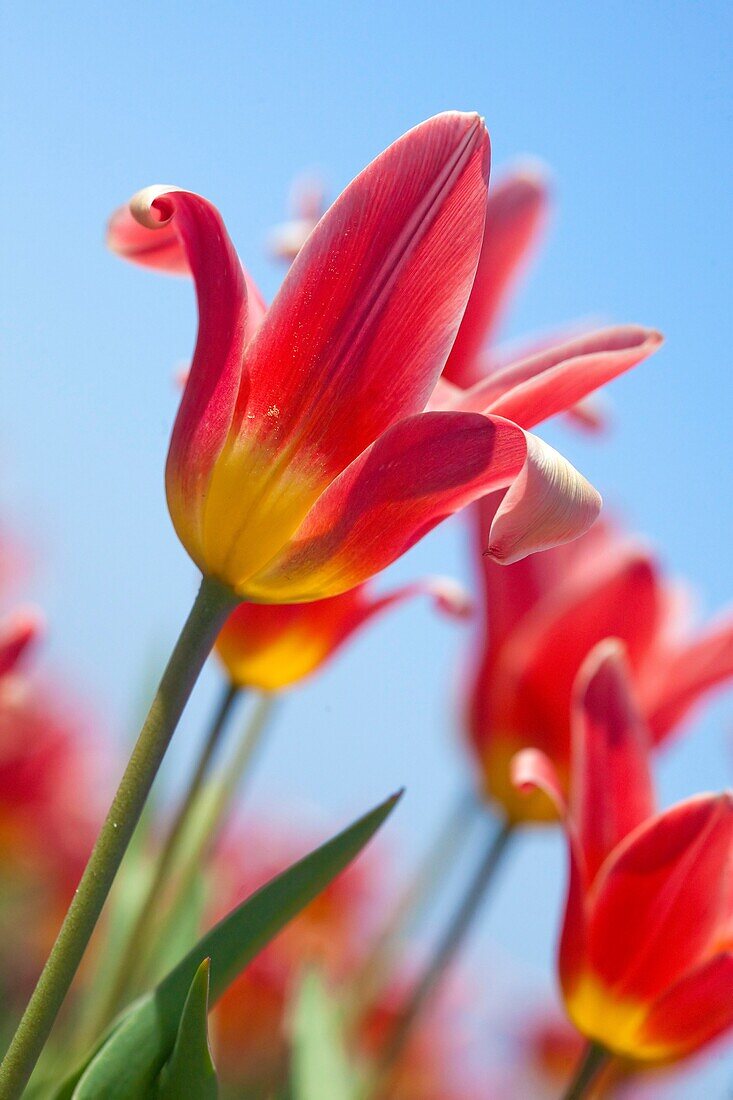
left=0, top=608, right=43, bottom=678
left=215, top=575, right=469, bottom=691
left=641, top=613, right=733, bottom=744
left=571, top=641, right=656, bottom=882
left=443, top=166, right=550, bottom=386
left=455, top=326, right=663, bottom=429
left=243, top=412, right=598, bottom=601
left=511, top=749, right=589, bottom=992
left=232, top=113, right=491, bottom=488
left=107, top=199, right=267, bottom=333
left=120, top=187, right=249, bottom=562
left=587, top=793, right=733, bottom=1002
left=639, top=953, right=733, bottom=1059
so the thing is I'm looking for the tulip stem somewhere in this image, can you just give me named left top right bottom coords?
left=560, top=1041, right=609, bottom=1100
left=347, top=788, right=478, bottom=1022
left=0, top=575, right=237, bottom=1100
left=374, top=816, right=515, bottom=1086
left=83, top=679, right=243, bottom=1036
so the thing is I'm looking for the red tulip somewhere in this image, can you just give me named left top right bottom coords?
left=513, top=642, right=733, bottom=1063
left=466, top=504, right=733, bottom=822
left=0, top=608, right=42, bottom=679
left=216, top=577, right=470, bottom=692
left=108, top=113, right=601, bottom=601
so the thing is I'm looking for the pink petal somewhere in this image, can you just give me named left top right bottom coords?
left=443, top=166, right=550, bottom=387
left=243, top=412, right=599, bottom=602
left=486, top=430, right=601, bottom=564
left=231, top=112, right=491, bottom=496
left=510, top=747, right=567, bottom=815
left=570, top=640, right=656, bottom=882
left=454, top=326, right=663, bottom=429
left=639, top=953, right=733, bottom=1059
left=588, top=793, right=733, bottom=1003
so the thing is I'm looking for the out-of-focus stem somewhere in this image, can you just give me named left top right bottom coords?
left=0, top=576, right=236, bottom=1100
left=347, top=789, right=478, bottom=1022
left=561, top=1041, right=610, bottom=1100
left=373, top=817, right=515, bottom=1089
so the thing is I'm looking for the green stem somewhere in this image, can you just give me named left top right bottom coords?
left=560, top=1041, right=610, bottom=1100
left=347, top=789, right=477, bottom=1022
left=109, top=690, right=278, bottom=1012
left=374, top=817, right=515, bottom=1087
left=0, top=576, right=236, bottom=1099
left=86, top=680, right=243, bottom=1034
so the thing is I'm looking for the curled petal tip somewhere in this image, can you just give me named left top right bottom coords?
left=129, top=184, right=182, bottom=229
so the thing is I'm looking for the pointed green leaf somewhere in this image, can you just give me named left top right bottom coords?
left=157, top=958, right=218, bottom=1099
left=290, top=970, right=363, bottom=1100
left=60, top=792, right=401, bottom=1100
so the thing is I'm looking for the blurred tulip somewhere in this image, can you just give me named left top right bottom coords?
left=108, top=112, right=602, bottom=601
left=208, top=820, right=479, bottom=1099
left=268, top=174, right=325, bottom=263
left=0, top=673, right=106, bottom=1000
left=467, top=504, right=733, bottom=822
left=215, top=577, right=470, bottom=692
left=513, top=642, right=733, bottom=1064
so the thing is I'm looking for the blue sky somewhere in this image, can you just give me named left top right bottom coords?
left=2, top=2, right=732, bottom=1093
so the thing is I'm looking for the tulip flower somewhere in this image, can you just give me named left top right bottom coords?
left=466, top=503, right=733, bottom=822
left=108, top=112, right=604, bottom=603
left=215, top=577, right=470, bottom=692
left=513, top=641, right=733, bottom=1067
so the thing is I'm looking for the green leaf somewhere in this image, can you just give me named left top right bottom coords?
left=157, top=958, right=218, bottom=1100
left=290, top=970, right=363, bottom=1100
left=59, top=792, right=401, bottom=1100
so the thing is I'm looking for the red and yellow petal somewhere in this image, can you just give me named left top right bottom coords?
left=587, top=793, right=733, bottom=1003
left=241, top=412, right=599, bottom=602
left=215, top=576, right=468, bottom=692
left=443, top=167, right=550, bottom=387
left=637, top=953, right=733, bottom=1061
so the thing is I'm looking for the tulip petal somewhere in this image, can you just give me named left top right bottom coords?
left=486, top=544, right=663, bottom=771
left=108, top=200, right=267, bottom=338
left=571, top=641, right=656, bottom=882
left=443, top=167, right=550, bottom=387
left=230, top=112, right=491, bottom=490
left=588, top=793, right=733, bottom=1002
left=243, top=412, right=599, bottom=602
left=454, top=326, right=663, bottom=430
left=641, top=613, right=733, bottom=744
left=638, top=953, right=733, bottom=1059
left=0, top=608, right=42, bottom=678
left=511, top=748, right=589, bottom=993
left=120, top=187, right=250, bottom=560
left=216, top=574, right=469, bottom=692
left=486, top=431, right=601, bottom=564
